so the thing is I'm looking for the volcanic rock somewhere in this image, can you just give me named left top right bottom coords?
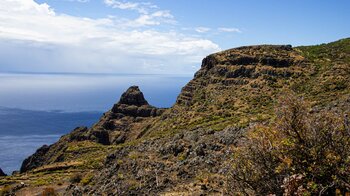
left=111, top=86, right=164, bottom=118
left=118, top=86, right=149, bottom=106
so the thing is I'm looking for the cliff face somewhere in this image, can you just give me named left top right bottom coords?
left=148, top=45, right=309, bottom=136
left=4, top=38, right=349, bottom=195
left=177, top=45, right=302, bottom=105
left=178, top=45, right=300, bottom=100
left=20, top=86, right=164, bottom=173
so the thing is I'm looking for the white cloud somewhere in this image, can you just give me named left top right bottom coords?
left=0, top=0, right=220, bottom=74
left=104, top=0, right=138, bottom=10
left=130, top=10, right=175, bottom=27
left=104, top=0, right=174, bottom=27
left=104, top=0, right=156, bottom=14
left=65, top=0, right=90, bottom=3
left=195, top=27, right=211, bottom=33
left=218, top=27, right=242, bottom=33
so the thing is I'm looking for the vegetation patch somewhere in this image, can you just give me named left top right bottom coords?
left=228, top=93, right=350, bottom=195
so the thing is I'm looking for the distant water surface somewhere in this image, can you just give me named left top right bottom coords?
left=0, top=73, right=192, bottom=111
left=0, top=108, right=101, bottom=174
left=0, top=73, right=191, bottom=174
left=0, top=134, right=61, bottom=174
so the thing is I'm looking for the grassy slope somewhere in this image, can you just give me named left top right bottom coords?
left=295, top=38, right=350, bottom=106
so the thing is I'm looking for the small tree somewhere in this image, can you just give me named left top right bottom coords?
left=228, top=93, right=350, bottom=195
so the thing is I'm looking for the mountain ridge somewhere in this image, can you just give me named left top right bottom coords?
left=1, top=38, right=349, bottom=195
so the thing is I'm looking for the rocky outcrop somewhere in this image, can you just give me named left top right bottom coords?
left=95, top=86, right=164, bottom=131
left=118, top=86, right=149, bottom=106
left=49, top=86, right=163, bottom=146
left=20, top=86, right=165, bottom=172
left=111, top=86, right=164, bottom=117
left=91, top=86, right=165, bottom=144
left=0, top=167, right=6, bottom=176
left=177, top=45, right=305, bottom=106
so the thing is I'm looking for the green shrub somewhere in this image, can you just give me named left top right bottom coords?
left=228, top=93, right=350, bottom=195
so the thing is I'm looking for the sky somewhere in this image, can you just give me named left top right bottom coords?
left=0, top=0, right=349, bottom=74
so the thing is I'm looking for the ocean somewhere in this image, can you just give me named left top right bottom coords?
left=0, top=108, right=101, bottom=174
left=0, top=73, right=191, bottom=174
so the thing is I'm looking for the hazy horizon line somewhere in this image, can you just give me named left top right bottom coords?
left=0, top=71, right=194, bottom=77
left=0, top=105, right=105, bottom=114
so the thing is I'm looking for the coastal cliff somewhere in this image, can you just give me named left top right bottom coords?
left=1, top=38, right=349, bottom=195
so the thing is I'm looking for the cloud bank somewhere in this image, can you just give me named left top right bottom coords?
left=0, top=0, right=220, bottom=74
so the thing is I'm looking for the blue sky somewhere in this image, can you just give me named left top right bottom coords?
left=0, top=0, right=349, bottom=74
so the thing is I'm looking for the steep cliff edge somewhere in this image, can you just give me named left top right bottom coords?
left=149, top=40, right=349, bottom=135
left=20, top=86, right=164, bottom=173
left=2, top=38, right=349, bottom=195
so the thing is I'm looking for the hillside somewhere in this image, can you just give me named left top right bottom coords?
left=0, top=38, right=349, bottom=195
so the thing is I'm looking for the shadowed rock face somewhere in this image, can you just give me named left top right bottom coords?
left=0, top=167, right=6, bottom=176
